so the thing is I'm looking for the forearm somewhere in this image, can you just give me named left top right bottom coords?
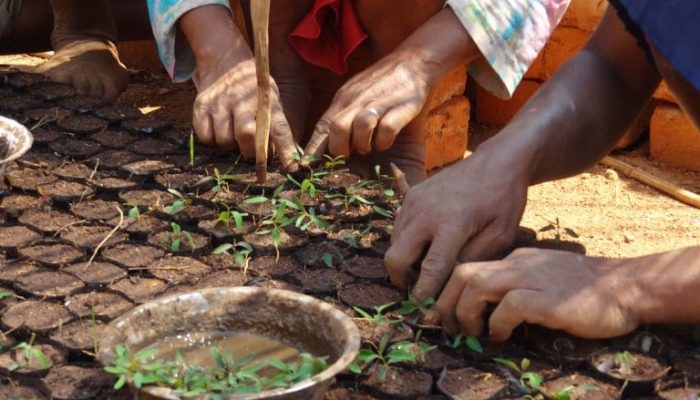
left=614, top=247, right=700, bottom=326
left=394, top=7, right=479, bottom=84
left=178, top=5, right=251, bottom=78
left=474, top=9, right=662, bottom=185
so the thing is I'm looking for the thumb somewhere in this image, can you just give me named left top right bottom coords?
left=390, top=162, right=410, bottom=196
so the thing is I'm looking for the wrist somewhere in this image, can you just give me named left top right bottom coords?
left=394, top=7, right=479, bottom=85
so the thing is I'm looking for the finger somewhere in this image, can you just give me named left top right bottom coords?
left=390, top=162, right=410, bottom=196
left=270, top=104, right=300, bottom=172
left=457, top=220, right=515, bottom=262
left=102, top=79, right=121, bottom=102
left=71, top=74, right=91, bottom=97
left=384, top=222, right=430, bottom=290
left=351, top=106, right=381, bottom=155
left=435, top=263, right=480, bottom=334
left=412, top=229, right=468, bottom=303
left=453, top=271, right=490, bottom=336
left=374, top=102, right=422, bottom=152
left=302, top=120, right=329, bottom=167
left=192, top=105, right=215, bottom=146
left=212, top=110, right=236, bottom=149
left=489, top=289, right=546, bottom=341
left=234, top=113, right=257, bottom=159
left=88, top=78, right=105, bottom=100
left=328, top=108, right=356, bottom=157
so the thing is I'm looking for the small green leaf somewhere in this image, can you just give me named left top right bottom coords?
left=244, top=196, right=269, bottom=204
left=493, top=357, right=520, bottom=372
left=0, top=290, right=13, bottom=300
left=169, top=199, right=184, bottom=215
left=465, top=336, right=483, bottom=354
left=372, top=205, right=393, bottom=218
left=348, top=362, right=362, bottom=374
left=322, top=252, right=334, bottom=268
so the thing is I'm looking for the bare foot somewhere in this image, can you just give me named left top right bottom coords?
left=32, top=0, right=128, bottom=101
left=33, top=39, right=128, bottom=101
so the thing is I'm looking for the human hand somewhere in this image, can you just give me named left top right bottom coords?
left=303, top=53, right=431, bottom=162
left=192, top=53, right=299, bottom=172
left=433, top=248, right=641, bottom=340
left=384, top=150, right=529, bottom=302
left=33, top=39, right=128, bottom=101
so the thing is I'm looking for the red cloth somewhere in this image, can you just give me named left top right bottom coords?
left=288, top=0, right=368, bottom=75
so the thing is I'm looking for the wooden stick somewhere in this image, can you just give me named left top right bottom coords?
left=252, top=0, right=272, bottom=184
left=600, top=156, right=700, bottom=209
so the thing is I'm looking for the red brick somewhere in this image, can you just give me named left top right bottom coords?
left=650, top=104, right=700, bottom=171
left=560, top=0, right=608, bottom=33
left=425, top=65, right=467, bottom=111
left=425, top=95, right=469, bottom=171
left=541, top=26, right=590, bottom=79
left=475, top=79, right=541, bottom=125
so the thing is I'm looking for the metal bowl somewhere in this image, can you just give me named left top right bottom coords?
left=98, top=287, right=360, bottom=400
left=0, top=116, right=33, bottom=177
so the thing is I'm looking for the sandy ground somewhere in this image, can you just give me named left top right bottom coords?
left=3, top=54, right=699, bottom=261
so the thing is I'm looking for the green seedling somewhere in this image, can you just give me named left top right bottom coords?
left=324, top=188, right=373, bottom=213
left=605, top=350, right=634, bottom=375
left=8, top=333, right=51, bottom=371
left=0, top=290, right=13, bottom=300
left=287, top=174, right=319, bottom=198
left=104, top=344, right=328, bottom=398
left=451, top=334, right=484, bottom=354
left=373, top=165, right=395, bottom=197
left=202, top=167, right=238, bottom=193
left=348, top=335, right=431, bottom=381
left=323, top=155, right=347, bottom=173
left=539, top=217, right=579, bottom=242
left=188, top=130, right=195, bottom=167
left=166, top=189, right=191, bottom=215
left=216, top=204, right=248, bottom=233
left=212, top=241, right=254, bottom=273
left=398, top=297, right=435, bottom=317
left=548, top=383, right=598, bottom=400
left=168, top=222, right=196, bottom=252
left=352, top=302, right=399, bottom=326
left=493, top=357, right=543, bottom=394
left=127, top=204, right=141, bottom=219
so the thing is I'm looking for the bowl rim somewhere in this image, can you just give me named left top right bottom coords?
left=0, top=116, right=33, bottom=164
left=98, top=286, right=361, bottom=400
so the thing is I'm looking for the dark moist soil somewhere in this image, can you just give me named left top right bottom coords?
left=1, top=300, right=74, bottom=332
left=144, top=256, right=211, bottom=285
left=50, top=318, right=106, bottom=352
left=113, top=214, right=169, bottom=236
left=128, top=138, right=179, bottom=156
left=107, top=276, right=167, bottom=303
left=197, top=218, right=254, bottom=241
left=338, top=282, right=404, bottom=309
left=92, top=175, right=139, bottom=191
left=18, top=209, right=81, bottom=234
left=56, top=114, right=108, bottom=134
left=169, top=202, right=218, bottom=225
left=64, top=291, right=134, bottom=320
left=290, top=268, right=354, bottom=294
left=70, top=199, right=122, bottom=221
left=49, top=138, right=104, bottom=158
left=22, top=107, right=71, bottom=124
left=539, top=372, right=621, bottom=400
left=5, top=167, right=57, bottom=191
left=19, top=242, right=84, bottom=267
left=352, top=318, right=414, bottom=344
left=88, top=150, right=144, bottom=169
left=15, top=270, right=84, bottom=298
left=243, top=230, right=308, bottom=254
left=363, top=366, right=434, bottom=398
left=42, top=364, right=115, bottom=400
left=121, top=114, right=171, bottom=134
left=29, top=127, right=66, bottom=144
left=0, top=260, right=44, bottom=285
left=58, top=94, right=104, bottom=112
left=4, top=71, right=47, bottom=89
left=0, top=380, right=48, bottom=400
left=193, top=268, right=249, bottom=288
left=118, top=189, right=175, bottom=211
left=0, top=342, right=66, bottom=375
left=60, top=225, right=129, bottom=249
left=295, top=241, right=351, bottom=268
left=27, top=80, right=75, bottom=101
left=93, top=102, right=142, bottom=122
left=120, top=158, right=175, bottom=175
left=0, top=93, right=41, bottom=112
left=655, top=375, right=700, bottom=400
left=52, top=162, right=94, bottom=180
left=591, top=349, right=671, bottom=382
left=101, top=243, right=165, bottom=269
left=0, top=193, right=49, bottom=216
left=155, top=171, right=208, bottom=192
left=19, top=151, right=65, bottom=168
left=341, top=255, right=388, bottom=280
left=247, top=255, right=301, bottom=277
left=63, top=261, right=127, bottom=286
left=36, top=180, right=94, bottom=201
left=90, top=129, right=138, bottom=148
left=147, top=229, right=210, bottom=254
left=0, top=225, right=41, bottom=251
left=437, top=367, right=508, bottom=400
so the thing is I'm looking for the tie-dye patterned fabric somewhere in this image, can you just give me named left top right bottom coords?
left=446, top=0, right=571, bottom=99
left=146, top=0, right=231, bottom=82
